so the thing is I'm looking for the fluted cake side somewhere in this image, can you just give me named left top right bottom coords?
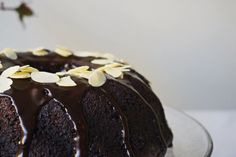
left=0, top=48, right=173, bottom=157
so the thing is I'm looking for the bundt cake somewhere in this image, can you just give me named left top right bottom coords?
left=0, top=47, right=173, bottom=157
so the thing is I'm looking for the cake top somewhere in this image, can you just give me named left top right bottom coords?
left=0, top=46, right=132, bottom=93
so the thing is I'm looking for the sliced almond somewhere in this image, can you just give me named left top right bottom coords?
left=1, top=65, right=20, bottom=77
left=0, top=48, right=17, bottom=60
left=78, top=71, right=92, bottom=79
left=55, top=46, right=73, bottom=57
left=10, top=72, right=31, bottom=79
left=73, top=51, right=101, bottom=58
left=0, top=76, right=13, bottom=92
left=104, top=68, right=123, bottom=78
left=67, top=66, right=89, bottom=75
left=88, top=70, right=106, bottom=87
left=0, top=62, right=3, bottom=69
left=96, top=66, right=107, bottom=72
left=31, top=71, right=60, bottom=83
left=118, top=65, right=131, bottom=72
left=31, top=47, right=48, bottom=56
left=56, top=76, right=77, bottom=87
left=0, top=76, right=13, bottom=86
left=20, top=65, right=38, bottom=73
left=121, top=69, right=130, bottom=72
left=91, top=59, right=114, bottom=65
left=96, top=63, right=122, bottom=72
left=56, top=71, right=68, bottom=76
left=121, top=65, right=132, bottom=70
left=121, top=68, right=130, bottom=72
left=104, top=63, right=123, bottom=68
left=97, top=63, right=131, bottom=78
left=0, top=85, right=11, bottom=93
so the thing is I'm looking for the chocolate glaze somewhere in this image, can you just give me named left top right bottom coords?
left=0, top=51, right=173, bottom=157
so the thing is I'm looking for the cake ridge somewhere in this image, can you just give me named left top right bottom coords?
left=108, top=76, right=168, bottom=148
left=102, top=78, right=167, bottom=156
left=81, top=87, right=131, bottom=157
left=124, top=72, right=173, bottom=146
left=28, top=98, right=78, bottom=156
left=100, top=88, right=135, bottom=157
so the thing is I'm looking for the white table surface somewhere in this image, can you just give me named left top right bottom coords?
left=185, top=110, right=236, bottom=157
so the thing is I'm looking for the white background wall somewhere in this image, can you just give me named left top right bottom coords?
left=0, top=0, right=235, bottom=109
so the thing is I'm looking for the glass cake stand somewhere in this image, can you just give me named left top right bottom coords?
left=164, top=106, right=213, bottom=157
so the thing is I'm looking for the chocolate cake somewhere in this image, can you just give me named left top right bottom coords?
left=0, top=47, right=173, bottom=157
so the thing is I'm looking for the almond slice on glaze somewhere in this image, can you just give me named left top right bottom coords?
left=104, top=68, right=123, bottom=78
left=96, top=63, right=123, bottom=72
left=56, top=76, right=77, bottom=87
left=1, top=66, right=20, bottom=77
left=91, top=59, right=114, bottom=65
left=0, top=48, right=17, bottom=60
left=104, top=63, right=123, bottom=68
left=0, top=76, right=13, bottom=92
left=55, top=46, right=73, bottom=57
left=20, top=65, right=38, bottom=73
left=31, top=47, right=48, bottom=56
left=56, top=71, right=68, bottom=76
left=78, top=71, right=92, bottom=79
left=31, top=71, right=60, bottom=83
left=88, top=70, right=106, bottom=87
left=67, top=66, right=89, bottom=75
left=10, top=72, right=31, bottom=79
left=73, top=51, right=102, bottom=58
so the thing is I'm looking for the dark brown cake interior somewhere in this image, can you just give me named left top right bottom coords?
left=28, top=99, right=77, bottom=157
left=0, top=95, right=23, bottom=156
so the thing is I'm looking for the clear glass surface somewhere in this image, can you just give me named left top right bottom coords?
left=164, top=106, right=213, bottom=157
